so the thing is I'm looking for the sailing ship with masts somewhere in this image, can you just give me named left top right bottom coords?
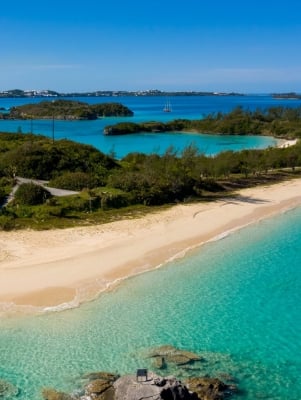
left=163, top=99, right=172, bottom=112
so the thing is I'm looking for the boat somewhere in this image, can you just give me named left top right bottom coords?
left=163, top=99, right=172, bottom=112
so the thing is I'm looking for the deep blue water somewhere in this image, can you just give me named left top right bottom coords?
left=1, top=94, right=299, bottom=158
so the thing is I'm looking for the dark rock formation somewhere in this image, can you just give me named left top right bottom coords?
left=40, top=372, right=237, bottom=400
left=160, top=378, right=197, bottom=400
left=185, top=377, right=237, bottom=400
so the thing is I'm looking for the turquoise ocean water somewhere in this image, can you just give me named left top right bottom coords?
left=0, top=95, right=301, bottom=399
left=0, top=206, right=301, bottom=399
left=1, top=94, right=296, bottom=158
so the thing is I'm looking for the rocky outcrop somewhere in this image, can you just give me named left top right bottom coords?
left=113, top=374, right=195, bottom=400
left=113, top=374, right=236, bottom=400
left=185, top=377, right=237, bottom=400
left=159, top=378, right=196, bottom=400
left=39, top=346, right=238, bottom=400
left=41, top=372, right=119, bottom=400
left=83, top=371, right=119, bottom=400
left=41, top=372, right=237, bottom=400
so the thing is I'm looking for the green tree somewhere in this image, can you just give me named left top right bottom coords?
left=14, top=183, right=51, bottom=205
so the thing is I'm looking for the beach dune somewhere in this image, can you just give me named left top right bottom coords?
left=1, top=178, right=301, bottom=314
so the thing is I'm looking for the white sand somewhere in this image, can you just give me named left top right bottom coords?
left=0, top=178, right=301, bottom=313
left=277, top=138, right=298, bottom=148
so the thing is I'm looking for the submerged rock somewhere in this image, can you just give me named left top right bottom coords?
left=41, top=388, right=73, bottom=400
left=0, top=379, right=19, bottom=399
left=148, top=345, right=203, bottom=367
left=82, top=372, right=119, bottom=383
left=81, top=371, right=119, bottom=400
left=152, top=356, right=167, bottom=369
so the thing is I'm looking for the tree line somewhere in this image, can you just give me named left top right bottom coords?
left=0, top=122, right=300, bottom=229
left=0, top=100, right=133, bottom=120
left=104, top=106, right=301, bottom=138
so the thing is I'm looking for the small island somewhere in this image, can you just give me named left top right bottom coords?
left=272, top=92, right=301, bottom=100
left=0, top=99, right=133, bottom=120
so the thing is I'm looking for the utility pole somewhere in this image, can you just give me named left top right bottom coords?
left=52, top=100, right=55, bottom=143
left=52, top=113, right=55, bottom=143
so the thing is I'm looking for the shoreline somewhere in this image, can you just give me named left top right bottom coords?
left=1, top=178, right=301, bottom=317
left=277, top=138, right=298, bottom=148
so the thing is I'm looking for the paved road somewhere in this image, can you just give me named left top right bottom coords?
left=2, top=176, right=79, bottom=207
left=15, top=177, right=79, bottom=196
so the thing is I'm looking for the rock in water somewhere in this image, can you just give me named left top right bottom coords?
left=160, top=379, right=196, bottom=400
left=82, top=372, right=119, bottom=382
left=147, top=345, right=203, bottom=367
left=185, top=376, right=237, bottom=399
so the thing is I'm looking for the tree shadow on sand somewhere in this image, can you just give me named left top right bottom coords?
left=220, top=195, right=270, bottom=205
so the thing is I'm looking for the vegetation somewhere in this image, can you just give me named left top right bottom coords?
left=49, top=172, right=99, bottom=191
left=0, top=105, right=301, bottom=230
left=104, top=106, right=301, bottom=138
left=14, top=183, right=51, bottom=205
left=0, top=133, right=118, bottom=180
left=0, top=99, right=133, bottom=120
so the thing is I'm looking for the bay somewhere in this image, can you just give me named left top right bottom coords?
left=1, top=94, right=298, bottom=158
left=0, top=94, right=301, bottom=400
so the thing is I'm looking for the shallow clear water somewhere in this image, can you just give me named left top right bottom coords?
left=0, top=94, right=293, bottom=158
left=1, top=206, right=301, bottom=399
left=1, top=95, right=300, bottom=399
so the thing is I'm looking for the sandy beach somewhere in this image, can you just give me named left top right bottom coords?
left=277, top=138, right=298, bottom=148
left=1, top=178, right=301, bottom=315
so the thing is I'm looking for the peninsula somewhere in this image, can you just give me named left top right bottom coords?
left=104, top=106, right=301, bottom=138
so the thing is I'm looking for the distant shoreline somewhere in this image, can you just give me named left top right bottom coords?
left=0, top=89, right=246, bottom=98
left=1, top=178, right=301, bottom=317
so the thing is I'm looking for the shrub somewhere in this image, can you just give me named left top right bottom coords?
left=0, top=214, right=15, bottom=230
left=14, top=183, right=51, bottom=205
left=100, top=192, right=130, bottom=210
left=49, top=172, right=98, bottom=191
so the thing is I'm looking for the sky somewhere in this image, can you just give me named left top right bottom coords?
left=1, top=0, right=301, bottom=93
